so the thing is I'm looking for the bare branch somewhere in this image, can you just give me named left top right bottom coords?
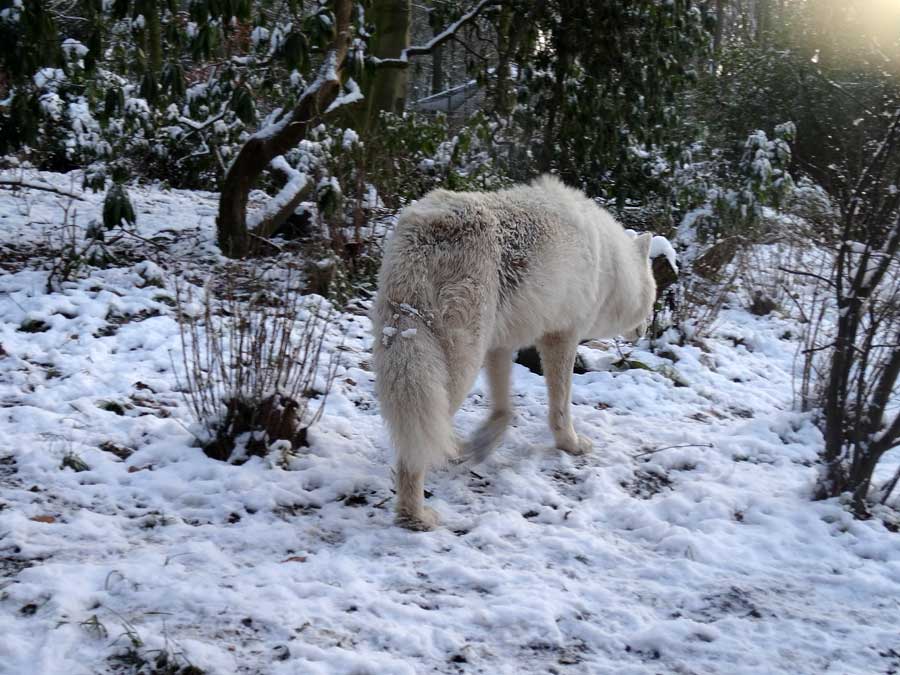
left=634, top=443, right=715, bottom=458
left=371, top=0, right=502, bottom=68
left=0, top=179, right=87, bottom=201
left=847, top=107, right=900, bottom=222
left=777, top=266, right=835, bottom=287
left=811, top=67, right=878, bottom=119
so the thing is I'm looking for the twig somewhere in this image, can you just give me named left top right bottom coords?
left=801, top=341, right=837, bottom=355
left=248, top=232, right=284, bottom=253
left=634, top=442, right=714, bottom=458
left=779, top=282, right=810, bottom=323
left=777, top=266, right=835, bottom=287
left=880, top=463, right=900, bottom=505
left=811, top=68, right=877, bottom=119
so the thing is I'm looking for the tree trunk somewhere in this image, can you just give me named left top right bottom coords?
left=540, top=17, right=571, bottom=173
left=365, top=0, right=411, bottom=127
left=714, top=0, right=726, bottom=54
left=140, top=0, right=162, bottom=74
left=431, top=43, right=444, bottom=96
left=216, top=0, right=353, bottom=259
left=755, top=0, right=770, bottom=43
left=428, top=5, right=444, bottom=95
left=492, top=6, right=515, bottom=117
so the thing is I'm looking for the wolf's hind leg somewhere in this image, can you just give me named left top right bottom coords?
left=537, top=332, right=592, bottom=455
left=463, top=348, right=513, bottom=463
left=395, top=463, right=440, bottom=531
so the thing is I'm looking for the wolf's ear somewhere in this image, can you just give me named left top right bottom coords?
left=635, top=232, right=653, bottom=259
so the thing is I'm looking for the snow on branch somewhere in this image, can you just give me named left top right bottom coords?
left=252, top=50, right=343, bottom=142
left=247, top=156, right=309, bottom=236
left=409, top=79, right=480, bottom=113
left=177, top=111, right=226, bottom=132
left=217, top=0, right=353, bottom=257
left=325, top=78, right=363, bottom=114
left=371, top=0, right=502, bottom=68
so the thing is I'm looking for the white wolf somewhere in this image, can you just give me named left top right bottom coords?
left=372, top=175, right=656, bottom=530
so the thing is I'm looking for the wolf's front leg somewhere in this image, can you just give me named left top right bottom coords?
left=537, top=332, right=593, bottom=456
left=395, top=464, right=440, bottom=531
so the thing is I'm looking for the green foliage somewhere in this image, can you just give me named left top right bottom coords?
left=61, top=452, right=89, bottom=472
left=103, top=183, right=137, bottom=230
left=251, top=111, right=508, bottom=302
left=674, top=122, right=798, bottom=242
left=279, top=30, right=310, bottom=72
left=0, top=1, right=333, bottom=187
left=488, top=0, right=712, bottom=205
left=364, top=111, right=510, bottom=209
left=316, top=178, right=343, bottom=220
left=0, top=0, right=63, bottom=83
left=695, top=1, right=900, bottom=217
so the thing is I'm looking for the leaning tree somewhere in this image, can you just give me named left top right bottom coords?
left=216, top=0, right=500, bottom=258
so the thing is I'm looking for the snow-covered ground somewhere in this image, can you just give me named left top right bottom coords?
left=1, top=172, right=899, bottom=675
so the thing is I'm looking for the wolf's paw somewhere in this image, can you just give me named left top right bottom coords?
left=558, top=433, right=593, bottom=456
left=396, top=506, right=440, bottom=532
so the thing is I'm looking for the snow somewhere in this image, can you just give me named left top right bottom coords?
left=61, top=39, right=88, bottom=59
left=650, top=235, right=678, bottom=272
left=341, top=128, right=359, bottom=150
left=250, top=26, right=270, bottom=46
left=0, top=171, right=899, bottom=675
left=246, top=156, right=309, bottom=231
left=624, top=231, right=677, bottom=271
left=34, top=68, right=65, bottom=90
left=324, top=79, right=363, bottom=115
left=251, top=108, right=294, bottom=141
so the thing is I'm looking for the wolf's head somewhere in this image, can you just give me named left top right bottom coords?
left=622, top=232, right=657, bottom=341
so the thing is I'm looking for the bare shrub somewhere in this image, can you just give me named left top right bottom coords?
left=799, top=241, right=900, bottom=514
left=660, top=249, right=738, bottom=343
left=46, top=209, right=111, bottom=292
left=795, top=109, right=900, bottom=515
left=174, top=267, right=338, bottom=462
left=665, top=192, right=837, bottom=344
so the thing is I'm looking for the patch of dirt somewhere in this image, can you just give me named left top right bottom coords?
left=675, top=586, right=765, bottom=623
left=0, top=242, right=37, bottom=273
left=621, top=468, right=673, bottom=499
left=0, top=554, right=41, bottom=578
left=93, top=308, right=162, bottom=338
left=0, top=455, right=16, bottom=480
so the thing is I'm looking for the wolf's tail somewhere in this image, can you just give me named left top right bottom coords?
left=373, top=303, right=456, bottom=474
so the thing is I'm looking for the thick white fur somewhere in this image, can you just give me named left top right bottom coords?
left=372, top=175, right=656, bottom=530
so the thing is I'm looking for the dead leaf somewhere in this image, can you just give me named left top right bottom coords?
left=127, top=465, right=153, bottom=473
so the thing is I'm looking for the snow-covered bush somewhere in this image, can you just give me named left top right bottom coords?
left=0, top=1, right=341, bottom=189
